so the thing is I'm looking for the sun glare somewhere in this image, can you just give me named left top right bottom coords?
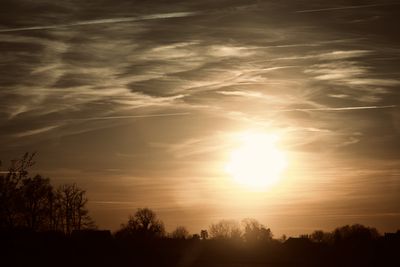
left=226, top=132, right=287, bottom=191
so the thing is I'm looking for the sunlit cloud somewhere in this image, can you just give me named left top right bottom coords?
left=0, top=11, right=199, bottom=33
left=59, top=112, right=191, bottom=122
left=295, top=3, right=398, bottom=13
left=275, top=105, right=397, bottom=112
left=14, top=125, right=60, bottom=138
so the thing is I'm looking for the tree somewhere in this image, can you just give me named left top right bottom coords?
left=332, top=224, right=380, bottom=244
left=56, top=184, right=94, bottom=234
left=171, top=226, right=189, bottom=239
left=242, top=218, right=272, bottom=242
left=0, top=153, right=95, bottom=233
left=310, top=230, right=332, bottom=243
left=20, top=175, right=53, bottom=231
left=116, top=208, right=165, bottom=239
left=259, top=227, right=273, bottom=241
left=0, top=152, right=35, bottom=229
left=209, top=219, right=242, bottom=240
left=200, top=229, right=208, bottom=240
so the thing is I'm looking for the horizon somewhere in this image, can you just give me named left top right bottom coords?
left=1, top=0, right=399, bottom=237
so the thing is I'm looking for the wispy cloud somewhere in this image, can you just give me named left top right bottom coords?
left=306, top=60, right=400, bottom=88
left=14, top=125, right=60, bottom=138
left=218, top=90, right=264, bottom=98
left=59, top=112, right=191, bottom=122
left=0, top=11, right=198, bottom=33
left=278, top=105, right=397, bottom=112
left=274, top=50, right=372, bottom=61
left=295, top=3, right=398, bottom=13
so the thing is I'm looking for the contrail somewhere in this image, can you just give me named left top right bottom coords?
left=279, top=105, right=397, bottom=112
left=92, top=201, right=139, bottom=205
left=296, top=3, right=397, bottom=13
left=12, top=113, right=190, bottom=138
left=62, top=112, right=191, bottom=122
left=15, top=125, right=60, bottom=138
left=0, top=11, right=198, bottom=33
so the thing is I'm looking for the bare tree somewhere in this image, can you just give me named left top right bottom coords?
left=242, top=218, right=272, bottom=242
left=171, top=226, right=189, bottom=239
left=20, top=175, right=53, bottom=231
left=209, top=219, right=242, bottom=240
left=0, top=153, right=95, bottom=233
left=116, top=208, right=165, bottom=239
left=0, top=152, right=35, bottom=229
left=56, top=184, right=94, bottom=234
left=332, top=224, right=379, bottom=244
left=310, top=230, right=332, bottom=243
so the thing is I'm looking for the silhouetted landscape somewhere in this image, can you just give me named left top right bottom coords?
left=1, top=1, right=400, bottom=266
left=1, top=154, right=399, bottom=266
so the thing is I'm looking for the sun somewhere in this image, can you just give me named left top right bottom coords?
left=225, top=132, right=287, bottom=191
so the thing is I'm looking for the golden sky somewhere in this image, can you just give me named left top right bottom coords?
left=0, top=0, right=399, bottom=236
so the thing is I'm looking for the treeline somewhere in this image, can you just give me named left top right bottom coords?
left=0, top=153, right=94, bottom=233
left=302, top=224, right=380, bottom=245
left=0, top=153, right=396, bottom=245
left=1, top=154, right=400, bottom=267
left=114, top=207, right=389, bottom=245
left=115, top=208, right=276, bottom=244
left=109, top=209, right=399, bottom=267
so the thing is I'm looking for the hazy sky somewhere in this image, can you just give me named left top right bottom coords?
left=1, top=0, right=399, bottom=236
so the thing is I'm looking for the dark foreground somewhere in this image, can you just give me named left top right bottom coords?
left=1, top=230, right=399, bottom=267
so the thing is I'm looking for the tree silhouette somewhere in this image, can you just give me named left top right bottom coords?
left=20, top=175, right=53, bottom=231
left=209, top=219, right=242, bottom=240
left=242, top=218, right=272, bottom=242
left=200, top=229, right=208, bottom=240
left=332, top=224, right=379, bottom=244
left=116, top=208, right=165, bottom=239
left=171, top=226, right=189, bottom=239
left=3, top=153, right=399, bottom=267
left=56, top=183, right=95, bottom=234
left=0, top=152, right=35, bottom=229
left=0, top=153, right=95, bottom=232
left=310, top=230, right=332, bottom=243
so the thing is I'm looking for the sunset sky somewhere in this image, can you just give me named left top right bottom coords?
left=1, top=0, right=399, bottom=236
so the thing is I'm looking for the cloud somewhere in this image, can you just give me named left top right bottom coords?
left=0, top=11, right=199, bottom=33
left=278, top=105, right=397, bottom=112
left=57, top=112, right=191, bottom=122
left=217, top=90, right=264, bottom=98
left=295, top=3, right=398, bottom=13
left=14, top=125, right=60, bottom=137
left=273, top=50, right=372, bottom=61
